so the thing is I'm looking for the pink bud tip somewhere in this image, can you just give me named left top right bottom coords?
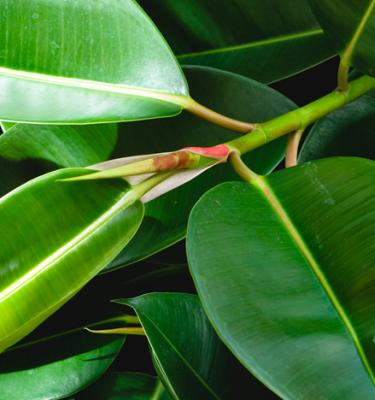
left=183, top=144, right=230, bottom=159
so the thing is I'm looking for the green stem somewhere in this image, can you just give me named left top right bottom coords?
left=337, top=61, right=350, bottom=92
left=184, top=98, right=256, bottom=133
left=229, top=152, right=258, bottom=182
left=227, top=75, right=375, bottom=155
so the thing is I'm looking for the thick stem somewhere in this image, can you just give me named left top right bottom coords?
left=227, top=75, right=375, bottom=156
left=184, top=98, right=256, bottom=133
left=337, top=61, right=350, bottom=92
left=285, top=129, right=304, bottom=168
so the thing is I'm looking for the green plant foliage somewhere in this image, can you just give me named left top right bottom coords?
left=121, top=293, right=272, bottom=399
left=0, top=124, right=118, bottom=167
left=78, top=372, right=170, bottom=400
left=106, top=66, right=295, bottom=270
left=310, top=0, right=375, bottom=76
left=139, top=0, right=335, bottom=83
left=187, top=158, right=375, bottom=398
left=0, top=0, right=188, bottom=124
left=299, top=89, right=375, bottom=162
left=0, top=331, right=125, bottom=400
left=0, top=169, right=143, bottom=352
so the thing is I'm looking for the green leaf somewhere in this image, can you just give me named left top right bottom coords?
left=0, top=331, right=125, bottom=400
left=0, top=123, right=118, bottom=167
left=0, top=169, right=143, bottom=352
left=0, top=122, right=16, bottom=132
left=310, top=0, right=375, bottom=76
left=78, top=372, right=170, bottom=400
left=187, top=158, right=375, bottom=398
left=299, top=89, right=375, bottom=162
left=139, top=0, right=335, bottom=83
left=121, top=293, right=274, bottom=400
left=0, top=0, right=188, bottom=124
left=105, top=66, right=296, bottom=270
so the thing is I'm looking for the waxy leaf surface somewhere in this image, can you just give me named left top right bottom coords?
left=310, top=0, right=375, bottom=76
left=0, top=331, right=125, bottom=400
left=139, top=0, right=334, bottom=83
left=0, top=124, right=118, bottom=167
left=0, top=0, right=188, bottom=124
left=122, top=293, right=275, bottom=400
left=79, top=372, right=170, bottom=400
left=188, top=158, right=375, bottom=399
left=0, top=169, right=143, bottom=352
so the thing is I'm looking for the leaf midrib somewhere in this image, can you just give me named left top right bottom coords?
left=139, top=312, right=222, bottom=400
left=341, top=0, right=375, bottom=65
left=177, top=28, right=323, bottom=59
left=252, top=176, right=375, bottom=384
left=0, top=67, right=188, bottom=106
left=0, top=181, right=138, bottom=302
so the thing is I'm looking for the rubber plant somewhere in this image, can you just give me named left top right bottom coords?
left=0, top=0, right=374, bottom=399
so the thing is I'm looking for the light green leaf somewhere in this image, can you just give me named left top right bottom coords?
left=0, top=169, right=143, bottom=352
left=310, top=0, right=375, bottom=76
left=299, top=89, right=375, bottom=162
left=187, top=158, right=375, bottom=399
left=105, top=66, right=296, bottom=270
left=0, top=123, right=118, bottom=167
left=78, top=372, right=170, bottom=400
left=139, top=0, right=335, bottom=83
left=0, top=0, right=188, bottom=124
left=0, top=330, right=125, bottom=400
left=121, top=293, right=274, bottom=400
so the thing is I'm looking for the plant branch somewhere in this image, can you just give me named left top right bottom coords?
left=337, top=61, right=350, bottom=92
left=229, top=152, right=258, bottom=182
left=184, top=98, right=255, bottom=133
left=285, top=129, right=304, bottom=167
left=86, top=326, right=145, bottom=336
left=226, top=75, right=375, bottom=155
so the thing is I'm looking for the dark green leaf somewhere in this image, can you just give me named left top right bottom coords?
left=299, top=89, right=375, bottom=162
left=188, top=158, right=375, bottom=398
left=0, top=0, right=188, bottom=124
left=0, top=169, right=143, bottom=352
left=0, top=331, right=125, bottom=400
left=121, top=293, right=275, bottom=400
left=139, top=0, right=334, bottom=83
left=78, top=372, right=170, bottom=400
left=310, top=0, right=375, bottom=76
left=0, top=124, right=118, bottom=167
left=106, top=66, right=296, bottom=270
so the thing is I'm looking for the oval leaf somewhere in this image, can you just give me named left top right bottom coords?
left=299, top=89, right=375, bottom=162
left=105, top=66, right=296, bottom=270
left=0, top=124, right=118, bottom=167
left=188, top=158, right=375, bottom=398
left=0, top=169, right=143, bottom=352
left=121, top=293, right=275, bottom=400
left=140, top=0, right=334, bottom=83
left=0, top=331, right=125, bottom=400
left=78, top=372, right=170, bottom=400
left=310, top=0, right=375, bottom=76
left=0, top=0, right=188, bottom=124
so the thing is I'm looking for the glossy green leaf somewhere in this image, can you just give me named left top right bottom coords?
left=299, top=89, right=375, bottom=162
left=105, top=66, right=296, bottom=270
left=0, top=331, right=125, bottom=400
left=187, top=158, right=375, bottom=398
left=139, top=0, right=334, bottom=83
left=0, top=122, right=15, bottom=132
left=0, top=0, right=188, bottom=124
left=310, top=0, right=375, bottom=76
left=0, top=123, right=118, bottom=167
left=121, top=293, right=274, bottom=400
left=78, top=372, right=170, bottom=400
left=0, top=169, right=143, bottom=352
